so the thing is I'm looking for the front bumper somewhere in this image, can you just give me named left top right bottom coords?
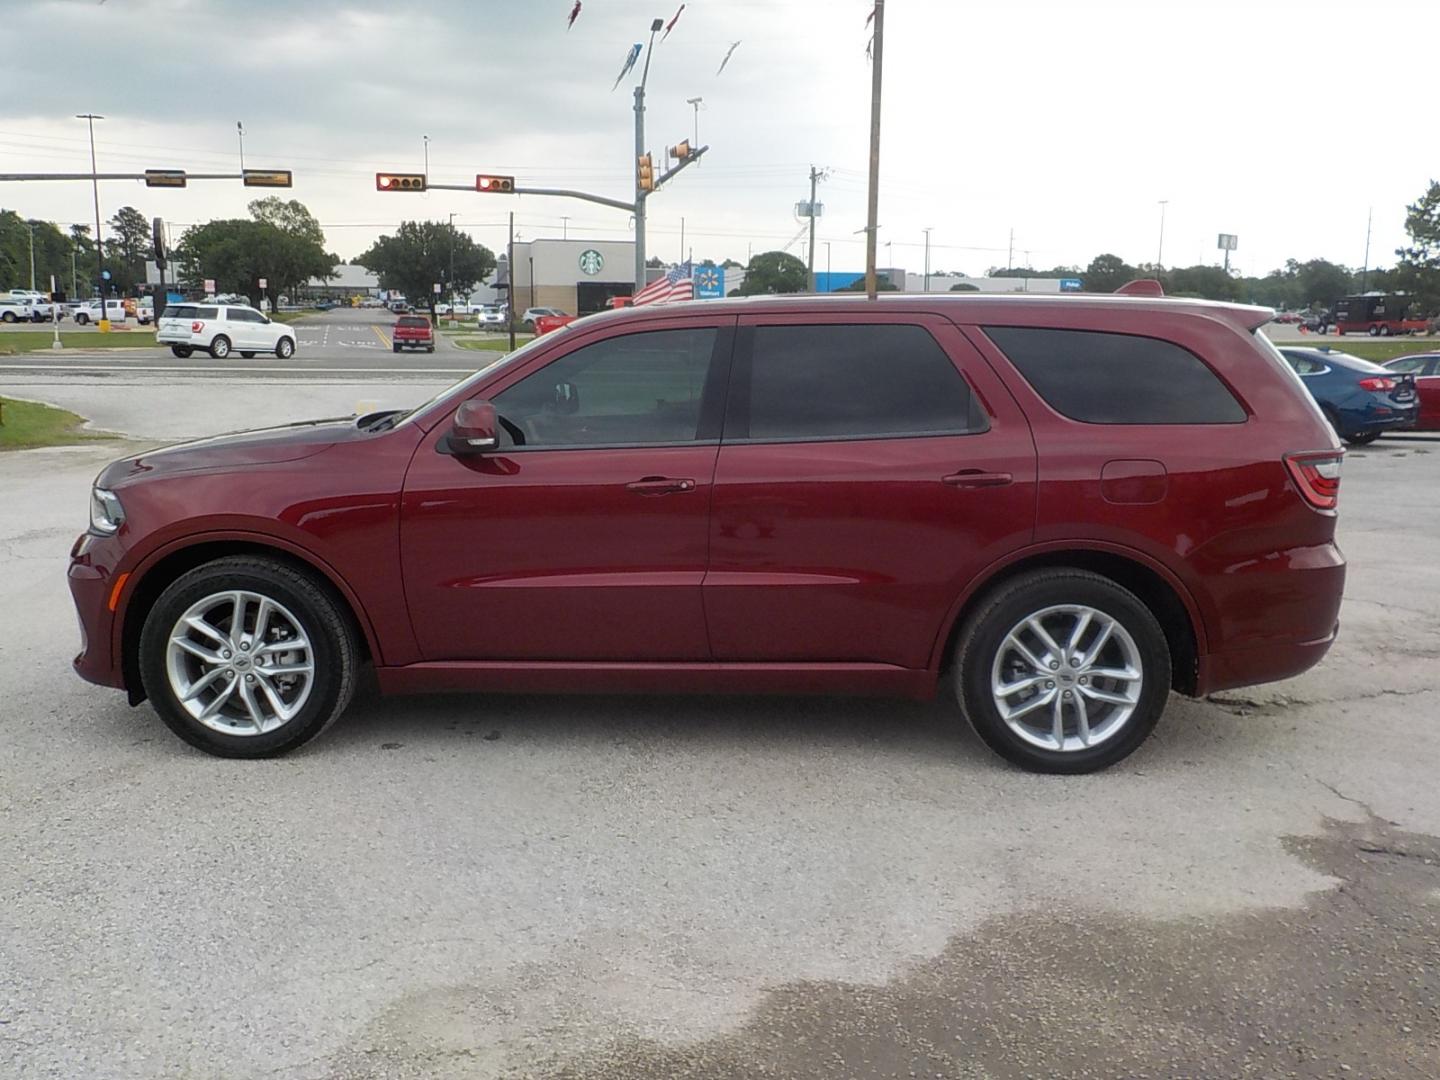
left=68, top=531, right=126, bottom=690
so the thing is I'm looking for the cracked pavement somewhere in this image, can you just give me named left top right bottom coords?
left=1, top=383, right=1437, bottom=1079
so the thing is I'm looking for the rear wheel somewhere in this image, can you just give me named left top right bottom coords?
left=392, top=343, right=400, bottom=353
left=209, top=334, right=231, bottom=359
left=1, top=311, right=15, bottom=323
left=75, top=313, right=89, bottom=325
left=953, top=569, right=1171, bottom=774
left=1369, top=325, right=1381, bottom=337
left=138, top=556, right=360, bottom=758
left=1380, top=325, right=1392, bottom=337
left=170, top=345, right=193, bottom=358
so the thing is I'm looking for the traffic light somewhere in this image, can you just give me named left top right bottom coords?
left=667, top=140, right=693, bottom=162
left=475, top=174, right=515, bottom=193
left=242, top=169, right=293, bottom=188
left=376, top=173, right=426, bottom=192
left=637, top=153, right=654, bottom=192
left=144, top=170, right=187, bottom=188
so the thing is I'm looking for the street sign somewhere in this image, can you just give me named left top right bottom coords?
left=204, top=278, right=216, bottom=293
left=242, top=169, right=293, bottom=188
left=1060, top=278, right=1083, bottom=292
left=1217, top=233, right=1239, bottom=251
left=579, top=249, right=604, bottom=275
left=144, top=169, right=187, bottom=188
left=432, top=283, right=442, bottom=294
left=258, top=278, right=268, bottom=289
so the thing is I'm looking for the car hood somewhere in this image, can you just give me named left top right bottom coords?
left=99, top=416, right=368, bottom=486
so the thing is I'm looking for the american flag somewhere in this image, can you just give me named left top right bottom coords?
left=633, top=261, right=694, bottom=306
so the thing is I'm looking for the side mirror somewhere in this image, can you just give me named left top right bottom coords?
left=450, top=400, right=499, bottom=453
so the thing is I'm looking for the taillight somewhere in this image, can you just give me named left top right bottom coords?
left=1357, top=376, right=1395, bottom=391
left=191, top=321, right=204, bottom=333
left=1284, top=452, right=1344, bottom=511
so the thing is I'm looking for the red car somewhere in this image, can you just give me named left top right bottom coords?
left=69, top=292, right=1345, bottom=773
left=1383, top=353, right=1440, bottom=430
left=391, top=315, right=434, bottom=353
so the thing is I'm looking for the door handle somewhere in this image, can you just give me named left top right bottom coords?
left=626, top=476, right=697, bottom=495
left=942, top=470, right=1013, bottom=489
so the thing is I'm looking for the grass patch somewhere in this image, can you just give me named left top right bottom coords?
left=0, top=397, right=119, bottom=451
left=455, top=336, right=534, bottom=352
left=1298, top=339, right=1440, bottom=362
left=0, top=331, right=158, bottom=355
left=268, top=311, right=315, bottom=323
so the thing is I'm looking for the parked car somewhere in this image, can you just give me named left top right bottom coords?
left=533, top=313, right=577, bottom=336
left=313, top=299, right=339, bottom=311
left=475, top=305, right=507, bottom=327
left=72, top=300, right=128, bottom=325
left=70, top=291, right=1346, bottom=773
left=1279, top=347, right=1419, bottom=444
left=1383, top=353, right=1440, bottom=430
left=391, top=315, right=434, bottom=353
left=387, top=300, right=410, bottom=314
left=135, top=298, right=155, bottom=325
left=521, top=306, right=566, bottom=330
left=0, top=297, right=36, bottom=323
left=1271, top=311, right=1303, bottom=325
left=155, top=303, right=297, bottom=359
left=1299, top=311, right=1332, bottom=334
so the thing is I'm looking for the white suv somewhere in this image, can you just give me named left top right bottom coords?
left=156, top=303, right=297, bottom=359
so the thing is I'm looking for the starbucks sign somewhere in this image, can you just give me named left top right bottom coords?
left=578, top=249, right=604, bottom=276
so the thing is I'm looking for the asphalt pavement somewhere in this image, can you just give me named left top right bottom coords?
left=2, top=378, right=1439, bottom=1078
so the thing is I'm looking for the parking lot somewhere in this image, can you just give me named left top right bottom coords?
left=2, top=374, right=1439, bottom=1078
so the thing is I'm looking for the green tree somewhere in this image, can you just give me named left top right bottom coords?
left=175, top=198, right=334, bottom=310
left=106, top=206, right=151, bottom=295
left=1294, top=259, right=1353, bottom=309
left=1395, top=179, right=1440, bottom=315
left=735, top=250, right=807, bottom=295
left=357, top=221, right=497, bottom=317
left=0, top=211, right=74, bottom=296
left=721, top=258, right=744, bottom=269
left=949, top=282, right=979, bottom=291
left=839, top=272, right=899, bottom=291
left=1083, top=253, right=1136, bottom=293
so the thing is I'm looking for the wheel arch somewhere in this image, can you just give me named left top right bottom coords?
left=932, top=544, right=1206, bottom=697
left=117, top=534, right=379, bottom=704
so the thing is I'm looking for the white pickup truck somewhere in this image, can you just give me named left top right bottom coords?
left=2, top=289, right=56, bottom=322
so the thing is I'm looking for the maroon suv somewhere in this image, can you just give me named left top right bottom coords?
left=69, top=293, right=1345, bottom=772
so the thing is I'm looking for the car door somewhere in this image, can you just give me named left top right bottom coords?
left=227, top=307, right=263, bottom=348
left=704, top=313, right=1038, bottom=669
left=1416, top=358, right=1440, bottom=430
left=401, top=315, right=735, bottom=661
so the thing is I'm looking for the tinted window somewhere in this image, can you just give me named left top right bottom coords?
left=163, top=305, right=197, bottom=320
left=493, top=327, right=717, bottom=448
left=985, top=327, right=1246, bottom=424
left=740, top=324, right=981, bottom=441
left=397, top=317, right=430, bottom=329
left=1282, top=353, right=1327, bottom=376
left=1386, top=357, right=1427, bottom=374
left=193, top=306, right=218, bottom=319
left=226, top=308, right=262, bottom=323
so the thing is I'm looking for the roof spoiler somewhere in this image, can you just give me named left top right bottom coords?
left=1115, top=279, right=1164, bottom=297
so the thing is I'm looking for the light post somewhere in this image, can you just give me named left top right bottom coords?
left=824, top=241, right=831, bottom=291
left=686, top=96, right=703, bottom=156
left=448, top=211, right=457, bottom=324
left=422, top=135, right=430, bottom=184
left=76, top=113, right=107, bottom=329
left=1157, top=199, right=1168, bottom=268
left=923, top=226, right=932, bottom=293
left=633, top=16, right=665, bottom=292
left=237, top=121, right=245, bottom=171
left=26, top=220, right=36, bottom=291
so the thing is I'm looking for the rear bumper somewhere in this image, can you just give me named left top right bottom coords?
left=1198, top=622, right=1339, bottom=695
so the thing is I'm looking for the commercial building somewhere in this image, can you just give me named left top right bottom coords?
left=509, top=239, right=640, bottom=315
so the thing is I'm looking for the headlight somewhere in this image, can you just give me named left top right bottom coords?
left=89, top=487, right=125, bottom=535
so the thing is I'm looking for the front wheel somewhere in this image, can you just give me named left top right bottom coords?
left=170, top=345, right=193, bottom=358
left=953, top=569, right=1172, bottom=774
left=138, top=556, right=360, bottom=758
left=1380, top=325, right=1392, bottom=337
left=1369, top=325, right=1381, bottom=337
left=209, top=334, right=231, bottom=359
left=276, top=336, right=294, bottom=359
left=75, top=313, right=89, bottom=325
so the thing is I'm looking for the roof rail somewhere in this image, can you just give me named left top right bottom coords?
left=1114, top=279, right=1165, bottom=297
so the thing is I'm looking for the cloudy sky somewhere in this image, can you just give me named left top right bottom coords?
left=2, top=0, right=1432, bottom=278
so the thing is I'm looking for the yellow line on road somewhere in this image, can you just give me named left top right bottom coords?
left=372, top=324, right=391, bottom=349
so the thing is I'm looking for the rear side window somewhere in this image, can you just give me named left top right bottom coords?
left=985, top=327, right=1246, bottom=424
left=737, top=324, right=983, bottom=441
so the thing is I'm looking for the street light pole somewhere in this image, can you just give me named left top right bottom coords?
left=237, top=121, right=245, bottom=171
left=423, top=135, right=430, bottom=184
left=686, top=96, right=703, bottom=162
left=863, top=0, right=885, bottom=300
left=76, top=113, right=107, bottom=329
left=1157, top=199, right=1168, bottom=268
left=448, top=211, right=457, bottom=322
left=923, top=227, right=932, bottom=293
left=633, top=17, right=665, bottom=293
left=26, top=221, right=35, bottom=291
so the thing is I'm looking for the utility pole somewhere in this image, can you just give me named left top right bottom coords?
left=824, top=241, right=832, bottom=291
left=863, top=0, right=885, bottom=301
left=1007, top=227, right=1014, bottom=271
left=76, top=113, right=106, bottom=328
left=1360, top=207, right=1373, bottom=293
left=515, top=216, right=521, bottom=355
left=634, top=17, right=665, bottom=292
left=422, top=135, right=430, bottom=184
left=26, top=221, right=35, bottom=291
left=806, top=165, right=824, bottom=293
left=237, top=121, right=245, bottom=171
left=1157, top=199, right=1168, bottom=267
left=448, top=211, right=457, bottom=323
left=680, top=216, right=685, bottom=264
left=923, top=227, right=932, bottom=293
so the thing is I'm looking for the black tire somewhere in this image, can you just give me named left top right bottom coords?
left=240, top=351, right=256, bottom=359
left=392, top=343, right=400, bottom=353
left=1380, top=325, right=1392, bottom=337
left=276, top=336, right=294, bottom=359
left=1, top=311, right=15, bottom=323
left=426, top=345, right=435, bottom=353
left=1369, top=325, right=1381, bottom=337
left=209, top=334, right=231, bottom=359
left=75, top=313, right=89, bottom=325
left=138, top=556, right=360, bottom=758
left=1345, top=430, right=1381, bottom=446
left=170, top=345, right=193, bottom=358
left=953, top=569, right=1172, bottom=774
